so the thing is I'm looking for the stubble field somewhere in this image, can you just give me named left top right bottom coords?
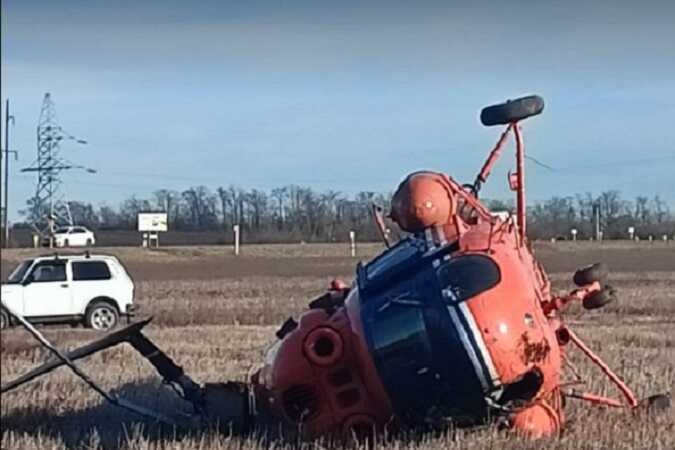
left=1, top=242, right=674, bottom=450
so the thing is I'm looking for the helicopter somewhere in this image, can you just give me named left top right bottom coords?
left=1, top=95, right=669, bottom=440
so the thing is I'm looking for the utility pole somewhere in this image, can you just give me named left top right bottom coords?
left=2, top=99, right=17, bottom=247
left=593, top=202, right=602, bottom=241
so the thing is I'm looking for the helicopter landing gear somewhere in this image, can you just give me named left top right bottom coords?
left=573, top=263, right=608, bottom=287
left=583, top=285, right=617, bottom=310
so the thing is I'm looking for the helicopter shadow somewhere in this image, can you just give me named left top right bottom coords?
left=1, top=378, right=527, bottom=449
left=0, top=378, right=230, bottom=449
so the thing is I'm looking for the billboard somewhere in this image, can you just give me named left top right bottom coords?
left=138, top=212, right=168, bottom=232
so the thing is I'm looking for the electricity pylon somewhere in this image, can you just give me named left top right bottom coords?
left=22, top=93, right=94, bottom=239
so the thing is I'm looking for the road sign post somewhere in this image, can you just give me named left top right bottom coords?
left=138, top=212, right=167, bottom=248
left=233, top=224, right=240, bottom=256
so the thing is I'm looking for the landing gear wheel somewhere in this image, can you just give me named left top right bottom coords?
left=480, top=95, right=545, bottom=126
left=583, top=285, right=616, bottom=310
left=573, top=263, right=608, bottom=286
left=86, top=302, right=119, bottom=331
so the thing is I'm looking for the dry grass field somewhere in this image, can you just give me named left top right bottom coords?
left=1, top=242, right=674, bottom=449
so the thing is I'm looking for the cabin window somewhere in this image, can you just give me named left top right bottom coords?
left=437, top=255, right=500, bottom=303
left=366, top=239, right=423, bottom=280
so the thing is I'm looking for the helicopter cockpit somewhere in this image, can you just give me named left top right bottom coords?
left=356, top=238, right=504, bottom=426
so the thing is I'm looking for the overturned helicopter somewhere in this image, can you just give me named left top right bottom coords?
left=1, top=95, right=669, bottom=439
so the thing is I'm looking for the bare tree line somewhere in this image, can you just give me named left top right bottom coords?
left=528, top=192, right=672, bottom=239
left=61, top=186, right=394, bottom=242
left=13, top=186, right=674, bottom=242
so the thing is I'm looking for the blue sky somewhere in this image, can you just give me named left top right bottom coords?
left=2, top=0, right=674, bottom=221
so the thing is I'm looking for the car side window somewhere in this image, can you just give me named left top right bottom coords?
left=72, top=261, right=111, bottom=281
left=72, top=228, right=86, bottom=234
left=31, top=262, right=67, bottom=283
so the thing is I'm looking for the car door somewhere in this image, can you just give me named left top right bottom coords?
left=67, top=228, right=79, bottom=246
left=71, top=260, right=113, bottom=312
left=23, top=259, right=74, bottom=317
left=71, top=227, right=90, bottom=246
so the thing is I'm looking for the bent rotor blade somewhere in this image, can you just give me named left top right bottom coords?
left=0, top=303, right=175, bottom=425
left=1, top=319, right=152, bottom=393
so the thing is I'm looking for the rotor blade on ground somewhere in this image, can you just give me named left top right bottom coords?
left=0, top=303, right=176, bottom=425
left=1, top=319, right=152, bottom=393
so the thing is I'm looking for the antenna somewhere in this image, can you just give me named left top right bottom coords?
left=21, top=93, right=95, bottom=243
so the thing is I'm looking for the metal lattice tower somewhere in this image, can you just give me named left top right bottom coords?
left=22, top=93, right=92, bottom=236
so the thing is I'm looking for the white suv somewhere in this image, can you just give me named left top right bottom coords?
left=1, top=254, right=136, bottom=331
left=50, top=226, right=96, bottom=248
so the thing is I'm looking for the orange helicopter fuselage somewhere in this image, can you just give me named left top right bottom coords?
left=253, top=171, right=564, bottom=439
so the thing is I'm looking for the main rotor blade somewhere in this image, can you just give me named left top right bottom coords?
left=1, top=319, right=152, bottom=394
left=0, top=304, right=175, bottom=424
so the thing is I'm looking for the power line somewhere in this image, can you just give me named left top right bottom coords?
left=524, top=155, right=556, bottom=171
left=556, top=155, right=675, bottom=172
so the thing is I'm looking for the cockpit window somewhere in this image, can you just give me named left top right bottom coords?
left=369, top=303, right=437, bottom=415
left=366, top=239, right=424, bottom=280
left=437, top=255, right=500, bottom=303
left=371, top=303, right=431, bottom=364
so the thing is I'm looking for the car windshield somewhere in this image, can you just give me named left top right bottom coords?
left=54, top=227, right=69, bottom=234
left=6, top=260, right=34, bottom=284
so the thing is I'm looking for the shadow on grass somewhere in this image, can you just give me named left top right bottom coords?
left=0, top=378, right=224, bottom=449
left=0, top=377, right=476, bottom=450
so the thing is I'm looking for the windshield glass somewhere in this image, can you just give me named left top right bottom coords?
left=6, top=260, right=34, bottom=284
left=369, top=303, right=438, bottom=416
left=54, top=227, right=69, bottom=234
left=366, top=239, right=423, bottom=280
left=371, top=304, right=431, bottom=367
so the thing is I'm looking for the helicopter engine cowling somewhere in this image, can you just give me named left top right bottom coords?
left=391, top=171, right=457, bottom=232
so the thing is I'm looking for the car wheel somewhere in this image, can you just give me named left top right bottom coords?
left=86, top=301, right=119, bottom=331
left=86, top=238, right=93, bottom=246
left=0, top=310, right=9, bottom=330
